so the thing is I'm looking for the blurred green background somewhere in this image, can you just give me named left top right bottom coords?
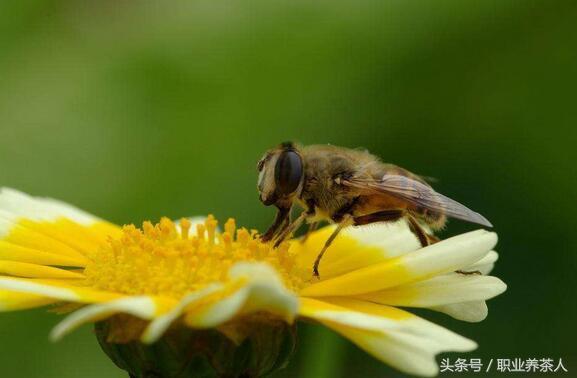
left=1, top=0, right=576, bottom=377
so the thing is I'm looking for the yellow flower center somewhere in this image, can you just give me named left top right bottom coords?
left=83, top=216, right=304, bottom=298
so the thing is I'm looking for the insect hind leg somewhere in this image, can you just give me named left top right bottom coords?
left=353, top=209, right=430, bottom=247
left=407, top=216, right=431, bottom=247
left=353, top=209, right=405, bottom=226
left=354, top=210, right=437, bottom=248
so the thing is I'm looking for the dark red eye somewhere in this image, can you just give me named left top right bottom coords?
left=274, top=150, right=303, bottom=195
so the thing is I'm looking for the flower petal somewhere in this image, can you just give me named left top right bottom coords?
left=466, top=250, right=499, bottom=275
left=300, top=297, right=476, bottom=377
left=0, top=277, right=121, bottom=303
left=50, top=296, right=176, bottom=341
left=431, top=301, right=489, bottom=322
left=0, top=220, right=91, bottom=265
left=298, top=297, right=402, bottom=332
left=0, top=188, right=98, bottom=225
left=0, top=261, right=84, bottom=279
left=184, top=262, right=298, bottom=328
left=0, top=241, right=88, bottom=266
left=0, top=188, right=120, bottom=262
left=292, top=221, right=421, bottom=279
left=141, top=284, right=223, bottom=343
left=0, top=290, right=57, bottom=311
left=356, top=273, right=507, bottom=307
left=300, top=230, right=497, bottom=297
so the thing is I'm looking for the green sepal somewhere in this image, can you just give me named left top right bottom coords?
left=95, top=315, right=297, bottom=378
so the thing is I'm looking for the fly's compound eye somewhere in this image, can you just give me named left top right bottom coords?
left=274, top=150, right=303, bottom=195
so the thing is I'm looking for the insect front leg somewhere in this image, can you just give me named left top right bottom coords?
left=261, top=206, right=291, bottom=242
left=273, top=210, right=309, bottom=248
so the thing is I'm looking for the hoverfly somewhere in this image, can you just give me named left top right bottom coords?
left=257, top=142, right=492, bottom=277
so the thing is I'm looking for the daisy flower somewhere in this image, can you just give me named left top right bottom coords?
left=0, top=188, right=506, bottom=377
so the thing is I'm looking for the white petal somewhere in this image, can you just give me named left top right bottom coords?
left=50, top=296, right=161, bottom=341
left=185, top=262, right=298, bottom=328
left=466, top=250, right=499, bottom=275
left=298, top=298, right=401, bottom=332
left=402, top=230, right=498, bottom=278
left=300, top=230, right=498, bottom=297
left=140, top=284, right=222, bottom=343
left=336, top=323, right=474, bottom=377
left=142, top=263, right=299, bottom=343
left=300, top=298, right=476, bottom=377
left=0, top=188, right=99, bottom=233
left=341, top=221, right=422, bottom=258
left=357, top=273, right=507, bottom=307
left=0, top=278, right=80, bottom=301
left=0, top=277, right=120, bottom=303
left=432, top=301, right=489, bottom=322
left=294, top=221, right=421, bottom=279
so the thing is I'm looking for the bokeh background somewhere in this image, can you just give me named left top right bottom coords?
left=1, top=0, right=576, bottom=377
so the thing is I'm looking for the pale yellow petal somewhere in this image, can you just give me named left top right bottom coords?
left=0, top=277, right=121, bottom=303
left=298, top=298, right=402, bottom=331
left=141, top=284, right=223, bottom=343
left=51, top=296, right=176, bottom=341
left=300, top=230, right=497, bottom=297
left=356, top=273, right=507, bottom=307
left=300, top=298, right=476, bottom=377
left=0, top=188, right=97, bottom=225
left=184, top=262, right=298, bottom=328
left=466, top=250, right=499, bottom=275
left=431, top=301, right=489, bottom=322
left=292, top=221, right=420, bottom=279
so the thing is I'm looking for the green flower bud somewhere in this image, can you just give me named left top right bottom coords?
left=94, top=314, right=297, bottom=378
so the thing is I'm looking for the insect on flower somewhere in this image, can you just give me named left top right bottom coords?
left=257, top=142, right=492, bottom=276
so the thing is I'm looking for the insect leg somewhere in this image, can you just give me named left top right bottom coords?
left=261, top=206, right=291, bottom=242
left=353, top=209, right=405, bottom=225
left=313, top=215, right=354, bottom=277
left=352, top=210, right=432, bottom=248
left=407, top=216, right=430, bottom=247
left=273, top=211, right=309, bottom=248
left=455, top=269, right=482, bottom=275
left=300, top=221, right=319, bottom=244
left=331, top=196, right=360, bottom=223
left=426, top=233, right=440, bottom=244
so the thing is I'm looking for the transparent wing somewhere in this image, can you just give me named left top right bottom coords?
left=343, top=174, right=492, bottom=227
